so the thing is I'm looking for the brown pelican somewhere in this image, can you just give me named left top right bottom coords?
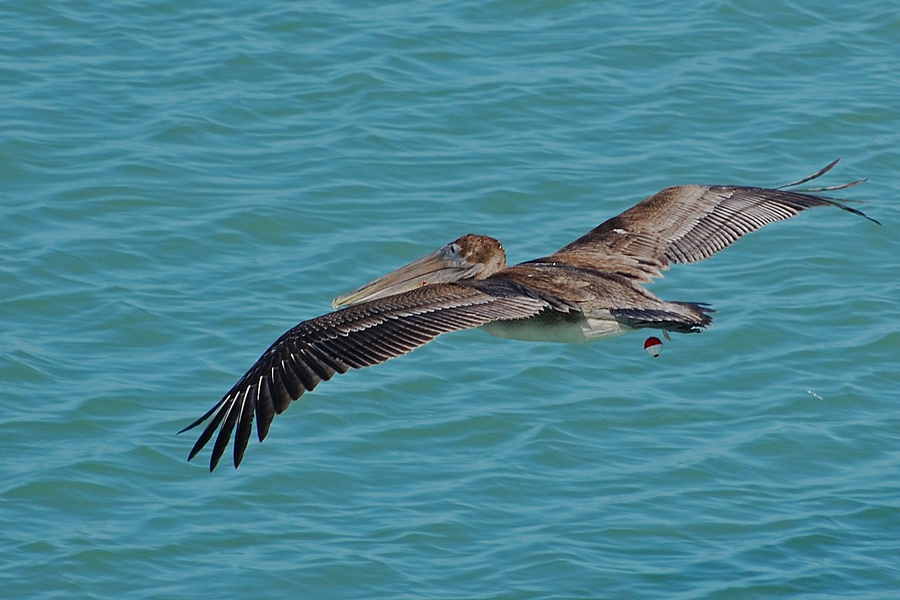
left=181, top=160, right=876, bottom=470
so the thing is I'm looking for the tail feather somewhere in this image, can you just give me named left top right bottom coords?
left=612, top=302, right=714, bottom=333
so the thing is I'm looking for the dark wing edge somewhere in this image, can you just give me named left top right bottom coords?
left=546, top=161, right=878, bottom=282
left=180, top=282, right=548, bottom=471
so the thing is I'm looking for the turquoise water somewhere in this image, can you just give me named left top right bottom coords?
left=3, top=1, right=899, bottom=597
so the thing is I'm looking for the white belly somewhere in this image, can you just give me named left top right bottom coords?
left=480, top=311, right=633, bottom=343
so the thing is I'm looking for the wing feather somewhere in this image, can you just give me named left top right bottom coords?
left=547, top=170, right=874, bottom=282
left=181, top=281, right=547, bottom=470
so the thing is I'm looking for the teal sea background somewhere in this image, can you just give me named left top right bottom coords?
left=3, top=1, right=899, bottom=598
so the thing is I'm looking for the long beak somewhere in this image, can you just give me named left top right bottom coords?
left=332, top=246, right=482, bottom=309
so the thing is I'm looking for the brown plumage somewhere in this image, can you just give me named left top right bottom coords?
left=181, top=160, right=876, bottom=470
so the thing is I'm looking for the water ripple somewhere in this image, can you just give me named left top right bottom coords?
left=2, top=0, right=899, bottom=598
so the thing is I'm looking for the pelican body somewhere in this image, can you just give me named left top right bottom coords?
left=182, top=161, right=876, bottom=470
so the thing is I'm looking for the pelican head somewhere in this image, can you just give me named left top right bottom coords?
left=332, top=234, right=506, bottom=309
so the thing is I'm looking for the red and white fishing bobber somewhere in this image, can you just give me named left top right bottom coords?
left=643, top=336, right=663, bottom=358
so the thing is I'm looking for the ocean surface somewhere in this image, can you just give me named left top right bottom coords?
left=2, top=1, right=899, bottom=598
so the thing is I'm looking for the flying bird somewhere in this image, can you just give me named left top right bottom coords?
left=181, top=160, right=877, bottom=470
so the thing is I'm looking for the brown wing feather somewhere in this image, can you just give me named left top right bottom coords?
left=181, top=282, right=548, bottom=470
left=546, top=183, right=873, bottom=283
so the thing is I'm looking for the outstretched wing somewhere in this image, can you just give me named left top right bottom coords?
left=181, top=281, right=548, bottom=470
left=546, top=161, right=874, bottom=283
